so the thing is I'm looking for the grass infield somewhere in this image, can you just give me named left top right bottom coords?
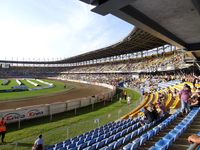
left=0, top=79, right=73, bottom=101
left=0, top=88, right=141, bottom=150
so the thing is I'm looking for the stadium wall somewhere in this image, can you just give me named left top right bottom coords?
left=0, top=80, right=116, bottom=123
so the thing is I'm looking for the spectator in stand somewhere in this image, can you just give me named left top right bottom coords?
left=32, top=135, right=44, bottom=150
left=190, top=96, right=200, bottom=109
left=157, top=100, right=168, bottom=116
left=188, top=134, right=200, bottom=144
left=139, top=107, right=155, bottom=126
left=179, top=84, right=192, bottom=115
left=173, top=88, right=178, bottom=96
left=148, top=103, right=159, bottom=120
left=191, top=88, right=200, bottom=99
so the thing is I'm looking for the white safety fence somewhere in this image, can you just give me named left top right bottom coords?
left=0, top=80, right=116, bottom=125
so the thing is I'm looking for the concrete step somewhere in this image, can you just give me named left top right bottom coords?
left=168, top=144, right=189, bottom=150
left=172, top=138, right=189, bottom=145
left=138, top=118, right=183, bottom=149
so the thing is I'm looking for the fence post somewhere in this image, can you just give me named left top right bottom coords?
left=18, top=117, right=21, bottom=129
left=14, top=142, right=18, bottom=150
left=75, top=108, right=77, bottom=115
left=50, top=109, right=52, bottom=121
left=92, top=103, right=94, bottom=110
left=67, top=127, right=69, bottom=139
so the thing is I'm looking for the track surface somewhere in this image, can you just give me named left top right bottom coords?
left=0, top=81, right=110, bottom=110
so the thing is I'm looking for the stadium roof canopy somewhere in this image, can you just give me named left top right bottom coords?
left=58, top=28, right=167, bottom=63
left=81, top=0, right=200, bottom=58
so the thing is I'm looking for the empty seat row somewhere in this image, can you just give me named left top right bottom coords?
left=123, top=110, right=181, bottom=150
left=46, top=118, right=140, bottom=150
left=150, top=108, right=200, bottom=150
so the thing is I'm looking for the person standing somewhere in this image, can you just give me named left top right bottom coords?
left=179, top=84, right=192, bottom=115
left=0, top=117, right=7, bottom=143
left=123, top=90, right=127, bottom=100
left=32, top=135, right=44, bottom=150
left=127, top=96, right=131, bottom=104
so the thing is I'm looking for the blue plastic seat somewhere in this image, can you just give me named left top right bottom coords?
left=136, top=123, right=141, bottom=128
left=147, top=130, right=155, bottom=140
left=121, top=130, right=127, bottom=136
left=104, top=132, right=111, bottom=138
left=111, top=129, right=117, bottom=135
left=142, top=124, right=148, bottom=130
left=123, top=134, right=131, bottom=144
left=85, top=136, right=92, bottom=142
left=71, top=138, right=79, bottom=144
left=131, top=124, right=137, bottom=131
left=105, top=136, right=113, bottom=145
left=92, top=133, right=98, bottom=139
left=69, top=147, right=78, bottom=150
left=130, top=131, right=137, bottom=139
left=78, top=143, right=87, bottom=150
left=55, top=143, right=64, bottom=149
left=108, top=141, right=116, bottom=150
left=96, top=140, right=106, bottom=149
left=117, top=126, right=122, bottom=132
left=87, top=138, right=96, bottom=146
left=76, top=139, right=84, bottom=146
left=59, top=147, right=67, bottom=150
left=148, top=146, right=160, bottom=150
left=140, top=133, right=148, bottom=146
left=64, top=140, right=71, bottom=147
left=99, top=146, right=108, bottom=150
left=163, top=134, right=175, bottom=143
left=169, top=129, right=180, bottom=139
left=114, top=138, right=124, bottom=149
left=123, top=143, right=132, bottom=150
left=87, top=145, right=96, bottom=150
left=126, top=126, right=131, bottom=133
left=104, top=145, right=113, bottom=150
left=153, top=127, right=160, bottom=135
left=174, top=125, right=185, bottom=133
left=97, top=135, right=104, bottom=142
left=114, top=132, right=121, bottom=140
left=137, top=128, right=143, bottom=135
left=68, top=143, right=76, bottom=149
left=131, top=138, right=140, bottom=150
left=155, top=139, right=170, bottom=150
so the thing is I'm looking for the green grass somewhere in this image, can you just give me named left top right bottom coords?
left=0, top=88, right=141, bottom=150
left=0, top=79, right=18, bottom=90
left=0, top=79, right=73, bottom=101
left=0, top=79, right=3, bottom=85
left=20, top=79, right=36, bottom=88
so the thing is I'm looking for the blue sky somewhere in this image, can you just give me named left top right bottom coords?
left=0, top=0, right=133, bottom=61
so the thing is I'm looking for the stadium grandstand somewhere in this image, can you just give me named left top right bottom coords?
left=0, top=0, right=200, bottom=150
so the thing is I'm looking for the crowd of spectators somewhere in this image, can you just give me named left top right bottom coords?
left=61, top=52, right=186, bottom=73
left=0, top=51, right=188, bottom=79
